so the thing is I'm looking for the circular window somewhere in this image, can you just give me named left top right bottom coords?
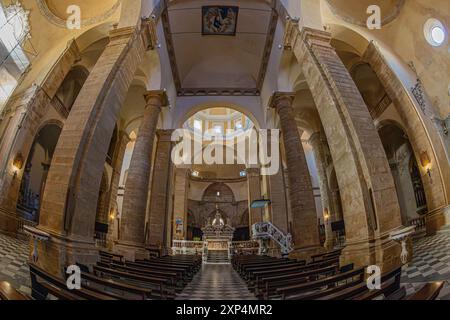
left=424, top=18, right=447, bottom=47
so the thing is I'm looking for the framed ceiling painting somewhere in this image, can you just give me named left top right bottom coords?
left=202, top=6, right=239, bottom=36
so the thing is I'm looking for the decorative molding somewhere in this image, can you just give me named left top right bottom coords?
left=36, top=0, right=121, bottom=28
left=411, top=80, right=427, bottom=115
left=3, top=1, right=31, bottom=42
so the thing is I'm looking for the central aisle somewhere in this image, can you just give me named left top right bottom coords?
left=176, top=264, right=257, bottom=300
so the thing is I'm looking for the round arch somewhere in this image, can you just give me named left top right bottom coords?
left=176, top=102, right=262, bottom=130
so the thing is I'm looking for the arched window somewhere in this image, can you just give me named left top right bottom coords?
left=0, top=2, right=34, bottom=111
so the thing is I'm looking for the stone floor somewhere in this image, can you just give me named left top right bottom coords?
left=401, top=233, right=450, bottom=299
left=0, top=233, right=31, bottom=296
left=1, top=232, right=450, bottom=300
left=176, top=264, right=256, bottom=300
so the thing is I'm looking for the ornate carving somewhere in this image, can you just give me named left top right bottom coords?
left=411, top=79, right=427, bottom=114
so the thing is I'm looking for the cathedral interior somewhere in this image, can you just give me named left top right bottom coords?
left=0, top=0, right=449, bottom=303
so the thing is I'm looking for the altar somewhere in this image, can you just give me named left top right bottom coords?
left=201, top=206, right=235, bottom=262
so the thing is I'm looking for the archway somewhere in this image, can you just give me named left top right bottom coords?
left=378, top=122, right=428, bottom=224
left=17, top=123, right=62, bottom=223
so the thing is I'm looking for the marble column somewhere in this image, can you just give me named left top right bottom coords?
left=116, top=91, right=168, bottom=260
left=247, top=167, right=263, bottom=226
left=309, top=132, right=334, bottom=249
left=172, top=167, right=189, bottom=240
left=270, top=92, right=323, bottom=259
left=147, top=129, right=174, bottom=251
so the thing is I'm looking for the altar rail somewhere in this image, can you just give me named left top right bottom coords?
left=171, top=240, right=204, bottom=255
left=229, top=241, right=260, bottom=255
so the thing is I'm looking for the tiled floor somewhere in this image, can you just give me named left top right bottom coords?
left=1, top=232, right=450, bottom=299
left=0, top=233, right=31, bottom=296
left=401, top=233, right=450, bottom=300
left=176, top=264, right=256, bottom=300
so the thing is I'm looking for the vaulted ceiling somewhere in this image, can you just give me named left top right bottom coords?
left=163, top=0, right=277, bottom=96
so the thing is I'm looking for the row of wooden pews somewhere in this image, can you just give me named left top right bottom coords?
left=28, top=251, right=201, bottom=300
left=94, top=251, right=201, bottom=299
left=233, top=250, right=445, bottom=300
left=233, top=252, right=344, bottom=299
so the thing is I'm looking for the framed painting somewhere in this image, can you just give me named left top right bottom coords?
left=202, top=6, right=239, bottom=36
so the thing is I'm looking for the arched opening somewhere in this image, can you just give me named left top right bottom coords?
left=180, top=106, right=256, bottom=244
left=17, top=123, right=62, bottom=223
left=54, top=66, right=89, bottom=112
left=378, top=122, right=428, bottom=225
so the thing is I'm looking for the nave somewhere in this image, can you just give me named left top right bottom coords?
left=2, top=232, right=450, bottom=300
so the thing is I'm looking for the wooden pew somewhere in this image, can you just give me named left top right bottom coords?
left=93, top=265, right=174, bottom=299
left=99, top=262, right=181, bottom=289
left=406, top=282, right=445, bottom=300
left=80, top=271, right=152, bottom=300
left=310, top=249, right=342, bottom=263
left=247, top=258, right=338, bottom=285
left=315, top=267, right=402, bottom=300
left=255, top=264, right=340, bottom=299
left=277, top=267, right=366, bottom=300
left=0, top=281, right=30, bottom=300
left=29, top=263, right=118, bottom=300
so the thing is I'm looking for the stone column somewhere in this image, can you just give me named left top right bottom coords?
left=363, top=42, right=449, bottom=235
left=33, top=21, right=156, bottom=276
left=0, top=40, right=80, bottom=236
left=247, top=167, right=263, bottom=226
left=264, top=129, right=289, bottom=233
left=309, top=132, right=334, bottom=249
left=115, top=91, right=168, bottom=260
left=147, top=130, right=174, bottom=251
left=270, top=92, right=323, bottom=259
left=172, top=167, right=189, bottom=241
left=286, top=23, right=403, bottom=270
left=105, top=131, right=130, bottom=249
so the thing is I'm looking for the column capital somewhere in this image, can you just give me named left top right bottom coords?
left=156, top=129, right=174, bottom=141
left=269, top=92, right=296, bottom=110
left=144, top=90, right=169, bottom=107
left=246, top=167, right=261, bottom=177
left=109, top=25, right=137, bottom=42
left=299, top=27, right=332, bottom=48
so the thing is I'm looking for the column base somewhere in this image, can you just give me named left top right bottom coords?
left=289, top=245, right=326, bottom=262
left=340, top=236, right=403, bottom=272
left=114, top=241, right=149, bottom=261
left=32, top=230, right=99, bottom=277
left=426, top=205, right=450, bottom=236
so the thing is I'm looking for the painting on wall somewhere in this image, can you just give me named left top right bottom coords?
left=202, top=6, right=239, bottom=36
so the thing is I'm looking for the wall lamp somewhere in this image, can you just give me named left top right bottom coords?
left=12, top=153, right=24, bottom=179
left=323, top=208, right=331, bottom=223
left=420, top=151, right=432, bottom=181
